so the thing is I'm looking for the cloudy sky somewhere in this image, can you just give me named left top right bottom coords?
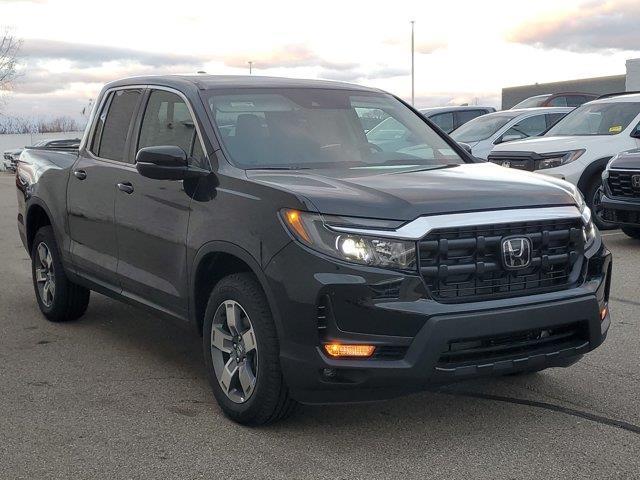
left=1, top=0, right=639, bottom=121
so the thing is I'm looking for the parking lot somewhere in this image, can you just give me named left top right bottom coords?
left=0, top=171, right=638, bottom=479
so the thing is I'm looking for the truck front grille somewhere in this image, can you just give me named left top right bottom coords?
left=418, top=218, right=585, bottom=302
left=608, top=170, right=640, bottom=199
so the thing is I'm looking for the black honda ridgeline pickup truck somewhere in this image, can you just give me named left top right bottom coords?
left=601, top=149, right=640, bottom=239
left=16, top=76, right=612, bottom=425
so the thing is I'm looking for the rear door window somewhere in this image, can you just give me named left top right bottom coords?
left=92, top=89, right=142, bottom=161
left=429, top=112, right=454, bottom=133
left=565, top=95, right=587, bottom=107
left=504, top=114, right=548, bottom=139
left=545, top=112, right=567, bottom=130
left=548, top=96, right=568, bottom=107
left=455, top=110, right=485, bottom=128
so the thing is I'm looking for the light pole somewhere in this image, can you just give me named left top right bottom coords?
left=248, top=61, right=253, bottom=75
left=410, top=20, right=415, bottom=106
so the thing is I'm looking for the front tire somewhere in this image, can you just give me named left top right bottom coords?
left=586, top=176, right=616, bottom=230
left=202, top=273, right=296, bottom=425
left=621, top=226, right=640, bottom=239
left=31, top=226, right=90, bottom=322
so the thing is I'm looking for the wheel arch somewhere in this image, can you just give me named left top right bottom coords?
left=577, top=156, right=612, bottom=195
left=25, top=200, right=56, bottom=255
left=189, top=241, right=283, bottom=337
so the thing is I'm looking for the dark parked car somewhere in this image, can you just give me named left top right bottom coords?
left=419, top=106, right=496, bottom=133
left=511, top=92, right=598, bottom=109
left=3, top=147, right=23, bottom=171
left=4, top=138, right=81, bottom=172
left=16, top=75, right=611, bottom=425
left=601, top=149, right=640, bottom=239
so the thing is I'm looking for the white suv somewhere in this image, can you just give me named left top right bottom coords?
left=450, top=107, right=571, bottom=160
left=488, top=93, right=640, bottom=227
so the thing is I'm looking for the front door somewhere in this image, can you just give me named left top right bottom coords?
left=114, top=89, right=206, bottom=319
left=67, top=88, right=143, bottom=290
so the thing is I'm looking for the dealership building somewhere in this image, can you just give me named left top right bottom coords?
left=501, top=58, right=640, bottom=109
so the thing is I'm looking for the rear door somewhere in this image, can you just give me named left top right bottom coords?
left=114, top=88, right=206, bottom=318
left=67, top=88, right=143, bottom=289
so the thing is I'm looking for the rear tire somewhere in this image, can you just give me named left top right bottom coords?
left=31, top=226, right=90, bottom=322
left=621, top=226, right=640, bottom=240
left=202, top=273, right=296, bottom=426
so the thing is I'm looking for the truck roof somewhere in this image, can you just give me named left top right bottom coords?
left=105, top=74, right=383, bottom=92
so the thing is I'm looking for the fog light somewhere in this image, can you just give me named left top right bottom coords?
left=600, top=305, right=608, bottom=321
left=323, top=343, right=375, bottom=358
left=322, top=368, right=337, bottom=378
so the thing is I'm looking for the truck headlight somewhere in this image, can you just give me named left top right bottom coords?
left=281, top=209, right=416, bottom=270
left=535, top=149, right=585, bottom=170
left=577, top=193, right=598, bottom=250
left=602, top=155, right=618, bottom=181
left=582, top=207, right=597, bottom=249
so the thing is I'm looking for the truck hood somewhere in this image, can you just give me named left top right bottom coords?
left=608, top=148, right=640, bottom=170
left=247, top=163, right=579, bottom=221
left=492, top=135, right=609, bottom=154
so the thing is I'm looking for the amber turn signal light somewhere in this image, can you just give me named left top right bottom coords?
left=600, top=305, right=608, bottom=321
left=282, top=209, right=312, bottom=243
left=323, top=343, right=375, bottom=358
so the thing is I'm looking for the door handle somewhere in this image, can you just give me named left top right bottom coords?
left=117, top=182, right=134, bottom=194
left=73, top=169, right=87, bottom=180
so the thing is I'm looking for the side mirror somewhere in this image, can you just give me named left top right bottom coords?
left=458, top=142, right=473, bottom=154
left=630, top=128, right=640, bottom=139
left=136, top=145, right=207, bottom=180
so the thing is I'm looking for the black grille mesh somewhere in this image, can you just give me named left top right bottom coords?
left=608, top=170, right=640, bottom=199
left=418, top=218, right=585, bottom=302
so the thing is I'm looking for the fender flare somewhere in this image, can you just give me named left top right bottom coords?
left=25, top=197, right=61, bottom=253
left=188, top=240, right=284, bottom=337
left=577, top=156, right=612, bottom=195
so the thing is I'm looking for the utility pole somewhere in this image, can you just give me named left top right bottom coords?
left=410, top=20, right=415, bottom=106
left=248, top=61, right=253, bottom=75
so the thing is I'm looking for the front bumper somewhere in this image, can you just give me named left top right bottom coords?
left=601, top=193, right=640, bottom=225
left=266, top=242, right=612, bottom=404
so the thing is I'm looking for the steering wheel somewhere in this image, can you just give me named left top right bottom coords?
left=368, top=142, right=383, bottom=153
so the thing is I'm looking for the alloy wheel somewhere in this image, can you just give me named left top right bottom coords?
left=35, top=242, right=55, bottom=308
left=210, top=300, right=258, bottom=403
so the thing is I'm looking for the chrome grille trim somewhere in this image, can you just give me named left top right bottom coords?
left=327, top=206, right=583, bottom=240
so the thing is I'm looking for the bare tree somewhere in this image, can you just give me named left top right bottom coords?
left=0, top=116, right=80, bottom=134
left=0, top=27, right=21, bottom=92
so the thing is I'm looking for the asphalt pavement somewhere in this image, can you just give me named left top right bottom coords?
left=0, top=172, right=638, bottom=479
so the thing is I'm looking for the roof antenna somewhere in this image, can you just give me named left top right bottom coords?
left=197, top=70, right=207, bottom=74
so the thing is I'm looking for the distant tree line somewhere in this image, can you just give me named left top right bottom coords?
left=0, top=116, right=82, bottom=134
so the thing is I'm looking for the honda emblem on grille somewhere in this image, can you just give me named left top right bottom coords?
left=501, top=236, right=532, bottom=269
left=632, top=174, right=640, bottom=190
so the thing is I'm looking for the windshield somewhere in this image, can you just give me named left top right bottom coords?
left=546, top=102, right=640, bottom=136
left=512, top=94, right=551, bottom=109
left=450, top=113, right=519, bottom=143
left=205, top=88, right=464, bottom=170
